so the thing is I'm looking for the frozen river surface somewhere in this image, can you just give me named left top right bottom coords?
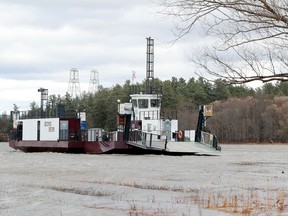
left=1, top=143, right=288, bottom=216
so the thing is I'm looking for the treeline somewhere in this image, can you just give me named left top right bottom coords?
left=2, top=77, right=288, bottom=143
left=210, top=96, right=288, bottom=143
left=0, top=112, right=10, bottom=141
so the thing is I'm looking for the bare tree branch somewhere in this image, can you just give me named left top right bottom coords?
left=159, top=0, right=288, bottom=85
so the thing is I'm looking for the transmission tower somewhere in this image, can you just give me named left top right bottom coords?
left=88, top=69, right=99, bottom=93
left=146, top=37, right=154, bottom=94
left=67, top=68, right=81, bottom=97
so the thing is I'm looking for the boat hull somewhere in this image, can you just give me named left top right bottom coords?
left=9, top=140, right=81, bottom=153
left=83, top=140, right=128, bottom=154
left=9, top=140, right=128, bottom=154
left=9, top=139, right=219, bottom=155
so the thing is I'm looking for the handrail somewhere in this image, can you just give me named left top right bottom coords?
left=138, top=110, right=160, bottom=120
left=200, top=131, right=221, bottom=151
left=128, top=130, right=167, bottom=150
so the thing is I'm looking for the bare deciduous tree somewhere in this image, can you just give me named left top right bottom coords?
left=159, top=0, right=288, bottom=84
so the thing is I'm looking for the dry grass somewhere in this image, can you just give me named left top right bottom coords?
left=42, top=185, right=111, bottom=197
left=126, top=187, right=288, bottom=215
left=27, top=178, right=287, bottom=215
left=79, top=178, right=288, bottom=215
left=128, top=200, right=168, bottom=216
left=174, top=188, right=287, bottom=215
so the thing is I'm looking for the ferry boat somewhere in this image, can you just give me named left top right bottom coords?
left=9, top=37, right=221, bottom=155
left=9, top=92, right=221, bottom=155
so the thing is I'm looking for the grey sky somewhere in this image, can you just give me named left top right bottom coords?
left=0, top=0, right=203, bottom=112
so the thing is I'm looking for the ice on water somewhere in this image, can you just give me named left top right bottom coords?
left=1, top=143, right=287, bottom=215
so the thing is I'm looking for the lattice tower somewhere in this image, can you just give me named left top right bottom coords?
left=67, top=68, right=81, bottom=97
left=146, top=37, right=154, bottom=94
left=88, top=69, right=99, bottom=93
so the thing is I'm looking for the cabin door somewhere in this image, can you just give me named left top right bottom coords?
left=16, top=122, right=23, bottom=141
left=164, top=120, right=171, bottom=141
left=59, top=120, right=69, bottom=140
left=37, top=121, right=40, bottom=141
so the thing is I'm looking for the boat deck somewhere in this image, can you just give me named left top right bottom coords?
left=166, top=141, right=220, bottom=156
left=126, top=140, right=220, bottom=156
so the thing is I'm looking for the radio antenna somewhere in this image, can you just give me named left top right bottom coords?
left=146, top=37, right=154, bottom=94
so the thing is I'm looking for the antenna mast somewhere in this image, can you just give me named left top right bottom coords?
left=146, top=37, right=154, bottom=94
left=67, top=68, right=81, bottom=97
left=38, top=88, right=48, bottom=118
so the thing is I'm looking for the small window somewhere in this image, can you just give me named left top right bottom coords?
left=150, top=99, right=159, bottom=108
left=132, top=99, right=137, bottom=108
left=138, top=99, right=148, bottom=108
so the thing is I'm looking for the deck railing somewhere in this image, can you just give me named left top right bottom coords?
left=201, top=131, right=221, bottom=150
left=138, top=110, right=160, bottom=120
left=9, top=130, right=20, bottom=141
left=128, top=130, right=167, bottom=150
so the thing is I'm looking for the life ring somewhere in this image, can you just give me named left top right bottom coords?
left=178, top=131, right=183, bottom=140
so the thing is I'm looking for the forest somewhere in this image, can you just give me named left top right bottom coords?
left=1, top=77, right=288, bottom=143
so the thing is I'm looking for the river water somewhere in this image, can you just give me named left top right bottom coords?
left=1, top=142, right=288, bottom=216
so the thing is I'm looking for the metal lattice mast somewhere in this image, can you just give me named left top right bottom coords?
left=146, top=37, right=154, bottom=94
left=38, top=88, right=48, bottom=118
left=67, top=68, right=81, bottom=97
left=88, top=69, right=99, bottom=93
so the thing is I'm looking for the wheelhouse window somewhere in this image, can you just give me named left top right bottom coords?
left=138, top=99, right=148, bottom=108
left=150, top=99, right=160, bottom=108
left=131, top=99, right=137, bottom=108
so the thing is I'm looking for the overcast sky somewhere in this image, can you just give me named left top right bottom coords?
left=0, top=0, right=205, bottom=113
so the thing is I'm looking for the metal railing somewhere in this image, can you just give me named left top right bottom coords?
left=9, top=130, right=21, bottom=141
left=129, top=130, right=167, bottom=150
left=201, top=131, right=221, bottom=151
left=138, top=110, right=160, bottom=120
left=12, top=109, right=79, bottom=120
